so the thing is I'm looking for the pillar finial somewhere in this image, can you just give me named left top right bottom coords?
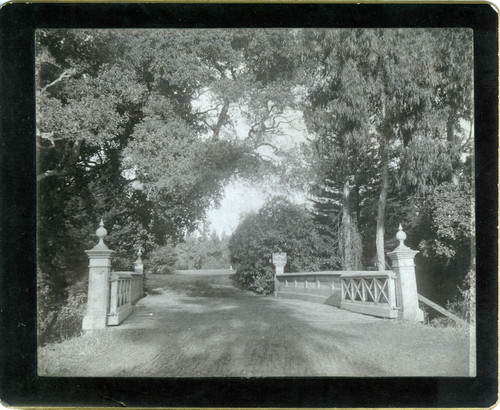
left=94, top=219, right=109, bottom=250
left=395, top=223, right=408, bottom=249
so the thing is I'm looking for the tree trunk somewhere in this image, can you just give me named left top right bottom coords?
left=376, top=142, right=389, bottom=271
left=447, top=114, right=460, bottom=186
left=342, top=178, right=352, bottom=270
left=212, top=99, right=230, bottom=140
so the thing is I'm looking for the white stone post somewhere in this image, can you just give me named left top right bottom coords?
left=134, top=248, right=144, bottom=297
left=387, top=224, right=424, bottom=322
left=82, top=220, right=114, bottom=330
left=272, top=252, right=287, bottom=297
left=134, top=248, right=144, bottom=275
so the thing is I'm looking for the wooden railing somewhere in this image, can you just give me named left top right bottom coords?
left=417, top=293, right=469, bottom=327
left=340, top=271, right=399, bottom=318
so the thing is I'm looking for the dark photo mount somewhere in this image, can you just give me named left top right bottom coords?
left=0, top=2, right=497, bottom=408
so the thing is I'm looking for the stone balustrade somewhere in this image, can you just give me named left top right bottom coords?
left=275, top=271, right=343, bottom=306
left=107, top=270, right=144, bottom=326
left=107, top=272, right=134, bottom=326
left=273, top=225, right=424, bottom=322
left=130, top=272, right=144, bottom=304
left=340, top=270, right=399, bottom=318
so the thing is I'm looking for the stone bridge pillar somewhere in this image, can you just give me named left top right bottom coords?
left=134, top=248, right=144, bottom=275
left=272, top=252, right=287, bottom=297
left=387, top=225, right=424, bottom=322
left=134, top=248, right=144, bottom=295
left=82, top=220, right=114, bottom=330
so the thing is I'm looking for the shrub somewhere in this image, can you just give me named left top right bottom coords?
left=229, top=197, right=331, bottom=294
left=147, top=243, right=178, bottom=274
left=428, top=269, right=475, bottom=328
left=37, top=271, right=88, bottom=346
left=445, top=268, right=476, bottom=325
left=418, top=181, right=472, bottom=263
left=54, top=281, right=88, bottom=340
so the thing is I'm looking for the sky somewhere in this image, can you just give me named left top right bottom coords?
left=202, top=102, right=312, bottom=236
left=205, top=178, right=309, bottom=237
left=205, top=181, right=269, bottom=237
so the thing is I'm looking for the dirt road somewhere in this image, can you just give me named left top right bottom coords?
left=38, top=270, right=472, bottom=377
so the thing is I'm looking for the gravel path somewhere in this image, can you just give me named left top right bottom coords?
left=38, top=270, right=472, bottom=377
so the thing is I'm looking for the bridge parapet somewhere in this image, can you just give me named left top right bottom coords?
left=340, top=270, right=399, bottom=318
left=273, top=225, right=423, bottom=322
left=275, top=271, right=343, bottom=306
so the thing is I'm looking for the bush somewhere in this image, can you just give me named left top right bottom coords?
left=147, top=243, right=178, bottom=274
left=229, top=197, right=331, bottom=294
left=418, top=181, right=472, bottom=263
left=428, top=269, right=475, bottom=328
left=38, top=271, right=88, bottom=346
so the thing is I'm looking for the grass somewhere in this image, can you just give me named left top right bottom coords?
left=38, top=270, right=472, bottom=377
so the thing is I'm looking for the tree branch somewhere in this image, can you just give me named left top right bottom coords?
left=212, top=99, right=230, bottom=140
left=194, top=105, right=221, bottom=116
left=40, top=68, right=77, bottom=93
left=37, top=169, right=68, bottom=182
left=37, top=140, right=83, bottom=182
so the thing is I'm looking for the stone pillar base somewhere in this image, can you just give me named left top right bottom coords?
left=400, top=308, right=425, bottom=322
left=82, top=314, right=107, bottom=330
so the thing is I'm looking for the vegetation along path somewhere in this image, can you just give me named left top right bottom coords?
left=38, top=270, right=471, bottom=377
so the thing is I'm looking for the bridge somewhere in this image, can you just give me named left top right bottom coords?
left=37, top=222, right=474, bottom=377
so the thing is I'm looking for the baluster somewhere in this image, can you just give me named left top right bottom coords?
left=120, top=280, right=124, bottom=306
left=109, top=274, right=118, bottom=316
left=116, top=281, right=120, bottom=307
left=128, top=279, right=132, bottom=304
left=117, top=280, right=121, bottom=307
left=387, top=275, right=397, bottom=309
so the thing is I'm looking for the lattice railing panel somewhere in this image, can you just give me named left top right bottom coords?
left=341, top=274, right=395, bottom=305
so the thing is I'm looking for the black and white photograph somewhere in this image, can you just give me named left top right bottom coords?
left=34, top=27, right=477, bottom=378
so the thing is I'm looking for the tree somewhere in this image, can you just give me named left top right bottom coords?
left=301, top=29, right=473, bottom=271
left=229, top=197, right=334, bottom=294
left=171, top=228, right=230, bottom=270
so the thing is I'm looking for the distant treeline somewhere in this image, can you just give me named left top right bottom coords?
left=149, top=229, right=230, bottom=274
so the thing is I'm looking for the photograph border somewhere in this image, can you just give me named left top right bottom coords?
left=0, top=2, right=497, bottom=407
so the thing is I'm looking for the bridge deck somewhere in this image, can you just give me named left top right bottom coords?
left=38, top=270, right=472, bottom=377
